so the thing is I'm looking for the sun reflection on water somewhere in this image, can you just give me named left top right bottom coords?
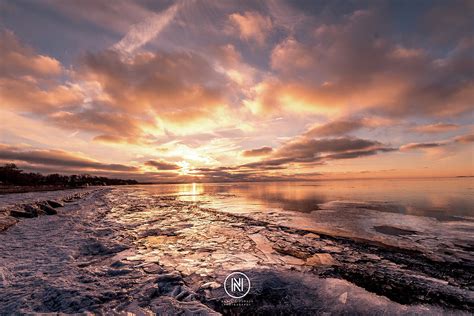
left=178, top=183, right=204, bottom=201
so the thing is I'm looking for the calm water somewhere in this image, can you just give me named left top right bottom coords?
left=141, top=178, right=474, bottom=220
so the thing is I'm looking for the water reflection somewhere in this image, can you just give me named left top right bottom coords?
left=177, top=183, right=204, bottom=201
left=143, top=178, right=474, bottom=220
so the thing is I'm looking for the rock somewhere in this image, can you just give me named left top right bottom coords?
left=110, top=260, right=127, bottom=268
left=281, top=255, right=306, bottom=265
left=148, top=296, right=220, bottom=316
left=322, top=246, right=342, bottom=253
left=249, top=233, right=278, bottom=262
left=272, top=241, right=310, bottom=259
left=364, top=254, right=381, bottom=261
left=0, top=215, right=17, bottom=231
left=305, top=233, right=320, bottom=239
left=24, top=205, right=40, bottom=216
left=199, top=281, right=221, bottom=290
left=146, top=236, right=179, bottom=246
left=79, top=239, right=128, bottom=256
left=106, top=268, right=133, bottom=276
left=156, top=272, right=182, bottom=283
left=47, top=200, right=64, bottom=208
left=306, top=253, right=336, bottom=266
left=142, top=263, right=164, bottom=274
left=339, top=292, right=348, bottom=304
left=10, top=209, right=37, bottom=218
left=38, top=203, right=58, bottom=215
left=141, top=284, right=160, bottom=300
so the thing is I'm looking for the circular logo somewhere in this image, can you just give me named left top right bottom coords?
left=224, top=272, right=251, bottom=299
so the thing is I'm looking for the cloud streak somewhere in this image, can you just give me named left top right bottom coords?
left=113, top=2, right=181, bottom=54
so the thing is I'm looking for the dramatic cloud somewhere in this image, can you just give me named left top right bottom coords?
left=304, top=120, right=366, bottom=137
left=229, top=11, right=272, bottom=45
left=0, top=31, right=61, bottom=77
left=48, top=109, right=148, bottom=144
left=247, top=9, right=474, bottom=118
left=38, top=48, right=237, bottom=143
left=303, top=117, right=395, bottom=137
left=145, top=160, right=180, bottom=170
left=241, top=135, right=394, bottom=169
left=0, top=144, right=137, bottom=172
left=0, top=30, right=83, bottom=113
left=400, top=133, right=474, bottom=151
left=242, top=146, right=273, bottom=157
left=274, top=137, right=390, bottom=161
left=79, top=49, right=229, bottom=124
left=1, top=2, right=473, bottom=180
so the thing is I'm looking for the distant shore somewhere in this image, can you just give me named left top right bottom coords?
left=0, top=184, right=133, bottom=195
left=0, top=185, right=81, bottom=195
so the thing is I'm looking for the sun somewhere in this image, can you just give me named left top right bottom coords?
left=177, top=161, right=191, bottom=175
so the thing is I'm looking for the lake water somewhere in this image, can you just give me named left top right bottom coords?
left=139, top=178, right=474, bottom=220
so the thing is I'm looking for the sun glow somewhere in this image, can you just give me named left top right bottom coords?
left=177, top=161, right=191, bottom=175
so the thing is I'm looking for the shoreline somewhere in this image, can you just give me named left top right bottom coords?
left=0, top=186, right=472, bottom=314
left=0, top=188, right=99, bottom=231
left=0, top=184, right=132, bottom=195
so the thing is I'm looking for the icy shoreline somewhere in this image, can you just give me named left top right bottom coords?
left=0, top=186, right=472, bottom=314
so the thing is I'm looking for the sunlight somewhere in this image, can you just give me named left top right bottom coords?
left=177, top=182, right=204, bottom=202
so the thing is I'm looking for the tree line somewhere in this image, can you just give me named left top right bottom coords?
left=0, top=163, right=138, bottom=187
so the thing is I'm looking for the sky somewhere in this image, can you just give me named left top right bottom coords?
left=0, top=0, right=473, bottom=182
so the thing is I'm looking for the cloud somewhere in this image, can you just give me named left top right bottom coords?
left=0, top=30, right=61, bottom=77
left=454, top=134, right=474, bottom=143
left=213, top=44, right=258, bottom=88
left=191, top=166, right=294, bottom=183
left=49, top=48, right=235, bottom=142
left=80, top=49, right=228, bottom=118
left=400, top=133, right=473, bottom=151
left=274, top=137, right=389, bottom=160
left=304, top=120, right=366, bottom=137
left=113, top=2, right=180, bottom=54
left=0, top=30, right=83, bottom=113
left=242, top=146, right=273, bottom=157
left=410, top=123, right=460, bottom=134
left=421, top=0, right=474, bottom=45
left=145, top=160, right=180, bottom=170
left=44, top=0, right=152, bottom=35
left=229, top=11, right=272, bottom=45
left=303, top=117, right=397, bottom=137
left=247, top=9, right=474, bottom=118
left=400, top=142, right=442, bottom=151
left=48, top=109, right=146, bottom=144
left=0, top=144, right=137, bottom=172
left=241, top=135, right=394, bottom=169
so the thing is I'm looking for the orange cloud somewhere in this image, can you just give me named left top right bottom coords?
left=75, top=49, right=234, bottom=138
left=242, top=146, right=273, bottom=157
left=0, top=30, right=84, bottom=113
left=48, top=110, right=147, bottom=144
left=0, top=30, right=61, bottom=77
left=144, top=160, right=180, bottom=170
left=400, top=133, right=474, bottom=151
left=247, top=10, right=473, bottom=118
left=410, top=123, right=460, bottom=134
left=229, top=11, right=272, bottom=45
